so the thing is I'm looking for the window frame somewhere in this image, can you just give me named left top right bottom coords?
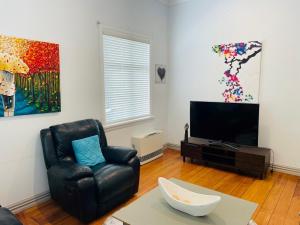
left=100, top=26, right=154, bottom=130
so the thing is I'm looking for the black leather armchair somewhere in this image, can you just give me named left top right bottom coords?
left=40, top=119, right=140, bottom=222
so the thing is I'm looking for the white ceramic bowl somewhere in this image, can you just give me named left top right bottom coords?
left=158, top=177, right=221, bottom=216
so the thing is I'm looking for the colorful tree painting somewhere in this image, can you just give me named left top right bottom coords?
left=212, top=41, right=262, bottom=103
left=0, top=34, right=60, bottom=117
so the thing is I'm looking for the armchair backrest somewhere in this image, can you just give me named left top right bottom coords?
left=40, top=119, right=107, bottom=169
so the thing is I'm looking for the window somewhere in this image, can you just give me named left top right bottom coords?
left=103, top=31, right=151, bottom=125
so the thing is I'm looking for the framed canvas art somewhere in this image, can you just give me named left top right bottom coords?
left=212, top=41, right=262, bottom=103
left=0, top=34, right=60, bottom=117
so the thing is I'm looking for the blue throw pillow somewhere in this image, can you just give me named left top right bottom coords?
left=72, top=135, right=106, bottom=166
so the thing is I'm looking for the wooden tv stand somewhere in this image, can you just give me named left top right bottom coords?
left=181, top=137, right=271, bottom=179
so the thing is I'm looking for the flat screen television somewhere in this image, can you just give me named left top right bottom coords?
left=190, top=101, right=259, bottom=146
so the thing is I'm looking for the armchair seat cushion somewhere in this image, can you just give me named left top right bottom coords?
left=91, top=163, right=135, bottom=203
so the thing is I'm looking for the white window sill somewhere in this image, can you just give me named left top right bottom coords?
left=104, top=115, right=154, bottom=132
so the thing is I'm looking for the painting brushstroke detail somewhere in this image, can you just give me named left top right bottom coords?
left=212, top=41, right=262, bottom=103
left=0, top=34, right=60, bottom=117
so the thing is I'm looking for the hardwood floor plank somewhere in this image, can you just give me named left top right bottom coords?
left=15, top=149, right=299, bottom=225
left=193, top=168, right=231, bottom=189
left=214, top=173, right=245, bottom=195
left=267, top=174, right=298, bottom=225
left=254, top=173, right=288, bottom=225
left=242, top=173, right=276, bottom=204
left=230, top=176, right=255, bottom=198
left=283, top=178, right=300, bottom=225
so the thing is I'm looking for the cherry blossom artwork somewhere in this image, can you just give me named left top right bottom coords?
left=0, top=34, right=60, bottom=117
left=212, top=41, right=262, bottom=103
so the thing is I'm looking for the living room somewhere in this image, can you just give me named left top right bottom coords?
left=0, top=0, right=299, bottom=224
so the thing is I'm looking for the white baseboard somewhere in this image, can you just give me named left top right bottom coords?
left=7, top=148, right=168, bottom=214
left=6, top=191, right=50, bottom=214
left=165, top=143, right=300, bottom=177
left=272, top=164, right=300, bottom=177
left=5, top=144, right=300, bottom=214
left=165, top=143, right=180, bottom=150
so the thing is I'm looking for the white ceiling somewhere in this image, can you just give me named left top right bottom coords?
left=158, top=0, right=190, bottom=6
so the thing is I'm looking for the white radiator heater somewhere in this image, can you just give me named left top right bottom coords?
left=132, top=130, right=164, bottom=165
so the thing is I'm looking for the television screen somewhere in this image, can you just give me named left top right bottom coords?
left=190, top=101, right=259, bottom=146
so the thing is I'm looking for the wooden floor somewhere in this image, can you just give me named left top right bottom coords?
left=16, top=149, right=300, bottom=225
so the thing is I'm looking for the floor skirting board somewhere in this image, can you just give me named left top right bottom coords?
left=272, top=164, right=300, bottom=177
left=165, top=143, right=180, bottom=150
left=5, top=146, right=300, bottom=215
left=165, top=143, right=300, bottom=177
left=6, top=191, right=50, bottom=213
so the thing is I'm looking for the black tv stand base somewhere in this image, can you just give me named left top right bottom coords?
left=181, top=137, right=271, bottom=179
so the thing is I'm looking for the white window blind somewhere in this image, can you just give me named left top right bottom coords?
left=103, top=34, right=151, bottom=125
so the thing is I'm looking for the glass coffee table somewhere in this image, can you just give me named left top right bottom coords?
left=108, top=178, right=257, bottom=225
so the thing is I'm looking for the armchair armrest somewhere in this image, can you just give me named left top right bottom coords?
left=47, top=162, right=97, bottom=222
left=104, top=146, right=137, bottom=164
left=48, top=162, right=94, bottom=181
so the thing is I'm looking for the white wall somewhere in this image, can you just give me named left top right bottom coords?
left=4, top=0, right=299, bottom=208
left=167, top=0, right=300, bottom=169
left=0, top=0, right=168, bottom=206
